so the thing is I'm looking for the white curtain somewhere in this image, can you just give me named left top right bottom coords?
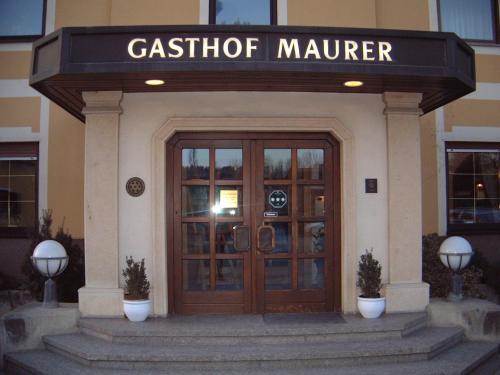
left=440, top=0, right=494, bottom=41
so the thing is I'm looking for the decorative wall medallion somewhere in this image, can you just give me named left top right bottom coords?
left=126, top=177, right=145, bottom=197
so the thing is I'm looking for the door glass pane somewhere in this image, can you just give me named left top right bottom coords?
left=298, top=149, right=324, bottom=180
left=298, top=185, right=325, bottom=217
left=265, top=260, right=291, bottom=290
left=299, top=222, right=325, bottom=253
left=264, top=149, right=291, bottom=179
left=216, top=222, right=241, bottom=253
left=265, top=185, right=290, bottom=216
left=268, top=222, right=290, bottom=254
left=216, top=260, right=243, bottom=290
left=182, top=186, right=209, bottom=216
left=215, top=186, right=243, bottom=216
left=215, top=149, right=242, bottom=180
left=182, top=148, right=209, bottom=180
left=182, top=223, right=209, bottom=254
left=183, top=260, right=210, bottom=291
left=299, top=259, right=324, bottom=289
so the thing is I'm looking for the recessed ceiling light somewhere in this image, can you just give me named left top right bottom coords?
left=145, top=79, right=165, bottom=86
left=344, top=80, right=363, bottom=88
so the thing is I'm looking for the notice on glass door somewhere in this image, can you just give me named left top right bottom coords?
left=220, top=190, right=239, bottom=208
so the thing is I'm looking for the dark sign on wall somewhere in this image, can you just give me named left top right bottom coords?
left=30, top=25, right=475, bottom=121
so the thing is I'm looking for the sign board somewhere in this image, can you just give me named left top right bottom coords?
left=268, top=190, right=287, bottom=209
left=30, top=25, right=476, bottom=121
left=220, top=190, right=238, bottom=208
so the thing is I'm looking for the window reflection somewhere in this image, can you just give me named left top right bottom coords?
left=182, top=149, right=209, bottom=180
left=299, top=259, right=324, bottom=289
left=298, top=149, right=324, bottom=180
left=264, top=149, right=291, bottom=179
left=265, top=260, right=291, bottom=290
left=447, top=147, right=500, bottom=225
left=182, top=186, right=209, bottom=217
left=215, top=0, right=271, bottom=25
left=215, top=149, right=242, bottom=180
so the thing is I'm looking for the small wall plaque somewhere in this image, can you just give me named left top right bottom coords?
left=365, top=178, right=378, bottom=194
left=126, top=177, right=145, bottom=197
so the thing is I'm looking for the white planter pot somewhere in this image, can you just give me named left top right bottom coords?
left=123, top=299, right=151, bottom=322
left=357, top=296, right=385, bottom=319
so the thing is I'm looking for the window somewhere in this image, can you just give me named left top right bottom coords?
left=438, top=0, right=499, bottom=43
left=0, top=143, right=38, bottom=237
left=210, top=0, right=277, bottom=25
left=0, top=0, right=46, bottom=42
left=446, top=143, right=500, bottom=234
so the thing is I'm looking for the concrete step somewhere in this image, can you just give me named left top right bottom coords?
left=39, top=326, right=464, bottom=371
left=5, top=341, right=499, bottom=375
left=79, top=312, right=428, bottom=344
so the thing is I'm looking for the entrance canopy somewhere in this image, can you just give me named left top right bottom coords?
left=29, top=25, right=475, bottom=121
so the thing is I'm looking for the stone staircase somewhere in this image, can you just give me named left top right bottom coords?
left=4, top=312, right=499, bottom=374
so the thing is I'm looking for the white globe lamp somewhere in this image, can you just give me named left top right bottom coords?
left=31, top=240, right=69, bottom=308
left=438, top=236, right=473, bottom=302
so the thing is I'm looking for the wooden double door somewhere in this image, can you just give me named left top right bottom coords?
left=168, top=133, right=340, bottom=314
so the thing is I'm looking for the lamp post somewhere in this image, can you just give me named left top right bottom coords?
left=438, top=236, right=473, bottom=302
left=31, top=240, right=69, bottom=308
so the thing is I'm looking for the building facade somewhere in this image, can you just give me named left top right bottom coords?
left=0, top=0, right=498, bottom=316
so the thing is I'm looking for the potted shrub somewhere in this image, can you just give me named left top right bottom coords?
left=357, top=249, right=385, bottom=318
left=122, top=256, right=151, bottom=322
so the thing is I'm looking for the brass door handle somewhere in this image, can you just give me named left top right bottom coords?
left=233, top=225, right=250, bottom=252
left=257, top=224, right=275, bottom=254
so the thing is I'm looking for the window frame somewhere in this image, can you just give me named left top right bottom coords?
left=0, top=142, right=39, bottom=238
left=0, top=0, right=47, bottom=43
left=445, top=141, right=500, bottom=235
left=437, top=0, right=500, bottom=45
left=209, top=0, right=278, bottom=25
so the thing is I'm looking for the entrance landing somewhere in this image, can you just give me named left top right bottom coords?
left=78, top=312, right=424, bottom=342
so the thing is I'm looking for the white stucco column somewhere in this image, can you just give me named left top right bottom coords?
left=78, top=91, right=123, bottom=317
left=382, top=92, right=430, bottom=313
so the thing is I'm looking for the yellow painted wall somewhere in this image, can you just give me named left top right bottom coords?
left=47, top=103, right=85, bottom=238
left=55, top=0, right=198, bottom=28
left=420, top=113, right=439, bottom=234
left=288, top=0, right=376, bottom=27
left=476, top=55, right=500, bottom=83
left=55, top=0, right=111, bottom=28
left=0, top=97, right=40, bottom=132
left=110, top=0, right=199, bottom=25
left=0, top=52, right=31, bottom=79
left=445, top=100, right=500, bottom=131
left=375, top=0, right=429, bottom=30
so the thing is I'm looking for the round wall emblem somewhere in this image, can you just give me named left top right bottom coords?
left=126, top=177, right=145, bottom=197
left=268, top=190, right=287, bottom=209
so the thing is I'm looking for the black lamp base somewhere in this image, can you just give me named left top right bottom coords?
left=43, top=278, right=58, bottom=308
left=447, top=273, right=463, bottom=302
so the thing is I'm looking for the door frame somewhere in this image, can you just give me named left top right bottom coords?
left=166, top=131, right=341, bottom=313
